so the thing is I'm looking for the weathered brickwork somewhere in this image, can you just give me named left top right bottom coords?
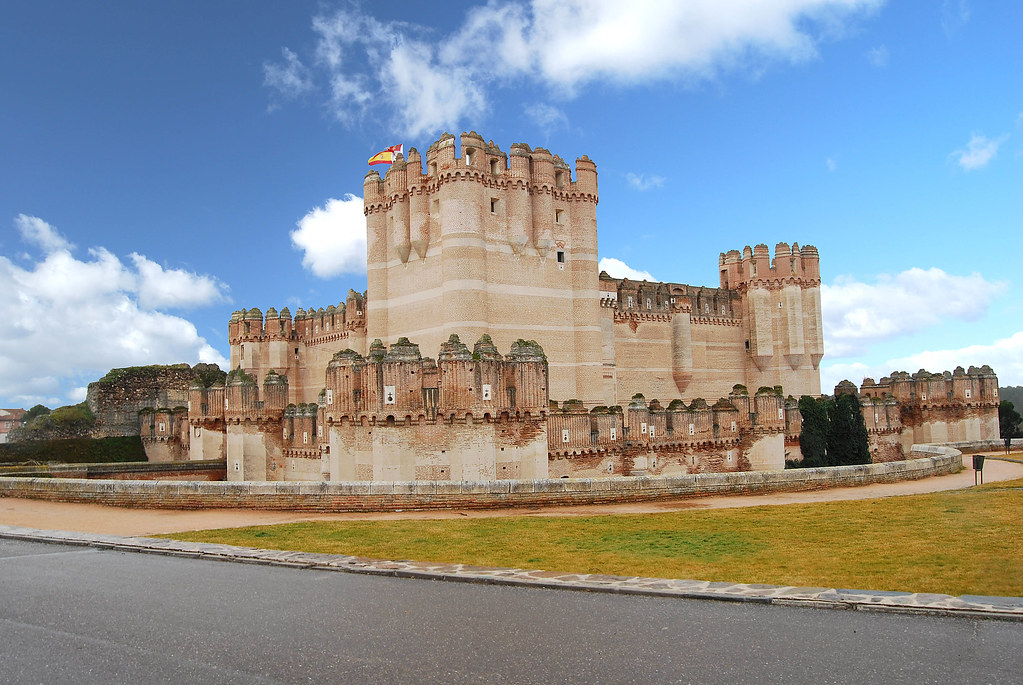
left=844, top=366, right=1000, bottom=459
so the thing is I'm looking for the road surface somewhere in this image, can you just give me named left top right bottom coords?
left=1, top=537, right=1020, bottom=684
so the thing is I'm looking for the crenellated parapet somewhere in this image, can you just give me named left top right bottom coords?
left=855, top=366, right=999, bottom=409
left=188, top=368, right=292, bottom=425
left=228, top=291, right=367, bottom=347
left=363, top=131, right=598, bottom=267
left=323, top=334, right=549, bottom=425
left=719, top=242, right=821, bottom=291
left=550, top=384, right=790, bottom=459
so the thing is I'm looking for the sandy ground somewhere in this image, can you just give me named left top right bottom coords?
left=1, top=455, right=1021, bottom=537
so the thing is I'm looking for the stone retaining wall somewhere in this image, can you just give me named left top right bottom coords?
left=0, top=448, right=961, bottom=512
left=0, top=460, right=225, bottom=481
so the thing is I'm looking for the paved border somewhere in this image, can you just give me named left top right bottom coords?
left=2, top=524, right=1020, bottom=622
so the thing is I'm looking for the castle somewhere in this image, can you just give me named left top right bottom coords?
left=229, top=131, right=823, bottom=408
left=159, top=131, right=997, bottom=481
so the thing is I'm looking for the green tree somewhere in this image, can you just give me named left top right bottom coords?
left=23, top=404, right=50, bottom=422
left=1000, top=401, right=1022, bottom=440
left=827, top=393, right=870, bottom=466
left=798, top=395, right=829, bottom=467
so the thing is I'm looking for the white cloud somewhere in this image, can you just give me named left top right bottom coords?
left=290, top=194, right=367, bottom=278
left=952, top=133, right=1008, bottom=171
left=866, top=45, right=888, bottom=67
left=599, top=257, right=657, bottom=282
left=263, top=47, right=315, bottom=107
left=129, top=253, right=229, bottom=310
left=822, top=267, right=1006, bottom=358
left=820, top=330, right=1023, bottom=392
left=0, top=216, right=229, bottom=406
left=826, top=157, right=837, bottom=172
left=625, top=173, right=666, bottom=191
left=266, top=0, right=883, bottom=137
left=15, top=213, right=72, bottom=253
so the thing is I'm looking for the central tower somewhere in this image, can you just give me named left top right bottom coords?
left=363, top=131, right=603, bottom=404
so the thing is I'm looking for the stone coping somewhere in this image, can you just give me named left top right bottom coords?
left=1, top=524, right=1019, bottom=622
left=0, top=450, right=961, bottom=512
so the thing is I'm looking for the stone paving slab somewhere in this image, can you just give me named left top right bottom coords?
left=2, top=524, right=1021, bottom=621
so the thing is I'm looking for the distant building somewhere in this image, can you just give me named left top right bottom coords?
left=0, top=408, right=27, bottom=444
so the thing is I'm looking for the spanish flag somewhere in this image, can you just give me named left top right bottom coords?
left=368, top=144, right=403, bottom=165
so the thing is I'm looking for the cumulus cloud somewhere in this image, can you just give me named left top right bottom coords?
left=290, top=194, right=367, bottom=278
left=129, top=253, right=229, bottom=310
left=15, top=213, right=72, bottom=253
left=952, top=133, right=1008, bottom=171
left=820, top=330, right=1023, bottom=392
left=0, top=216, right=229, bottom=406
left=821, top=267, right=1006, bottom=358
left=265, top=0, right=882, bottom=137
left=626, top=173, right=666, bottom=191
left=599, top=257, right=657, bottom=282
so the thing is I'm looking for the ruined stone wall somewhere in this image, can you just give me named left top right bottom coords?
left=86, top=364, right=224, bottom=441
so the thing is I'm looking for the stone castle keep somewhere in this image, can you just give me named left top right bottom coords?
left=147, top=131, right=998, bottom=481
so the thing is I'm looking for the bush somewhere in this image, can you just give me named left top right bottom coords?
left=0, top=436, right=146, bottom=465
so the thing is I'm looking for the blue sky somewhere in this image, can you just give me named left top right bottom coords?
left=1, top=0, right=1021, bottom=408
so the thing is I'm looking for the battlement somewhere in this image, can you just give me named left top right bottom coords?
left=855, top=365, right=999, bottom=407
left=363, top=131, right=598, bottom=207
left=598, top=273, right=741, bottom=321
left=719, top=242, right=821, bottom=290
left=228, top=290, right=367, bottom=344
left=323, top=334, right=549, bottom=423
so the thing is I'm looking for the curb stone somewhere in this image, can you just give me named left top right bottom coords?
left=2, top=524, right=1021, bottom=622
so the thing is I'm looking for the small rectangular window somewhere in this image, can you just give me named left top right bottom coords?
left=555, top=209, right=564, bottom=223
left=649, top=425, right=655, bottom=438
left=556, top=250, right=565, bottom=263
left=490, top=159, right=499, bottom=175
left=641, top=422, right=647, bottom=435
left=490, top=197, right=498, bottom=213
left=646, top=298, right=651, bottom=310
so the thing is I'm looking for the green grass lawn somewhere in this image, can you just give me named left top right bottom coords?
left=162, top=477, right=1023, bottom=597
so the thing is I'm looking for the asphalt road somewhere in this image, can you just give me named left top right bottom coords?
left=1, top=538, right=1020, bottom=684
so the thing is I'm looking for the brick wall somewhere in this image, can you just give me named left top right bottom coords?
left=0, top=449, right=960, bottom=512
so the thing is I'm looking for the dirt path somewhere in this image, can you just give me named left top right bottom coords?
left=2, top=455, right=1021, bottom=537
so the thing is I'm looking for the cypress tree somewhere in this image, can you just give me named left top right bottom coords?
left=798, top=395, right=829, bottom=467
